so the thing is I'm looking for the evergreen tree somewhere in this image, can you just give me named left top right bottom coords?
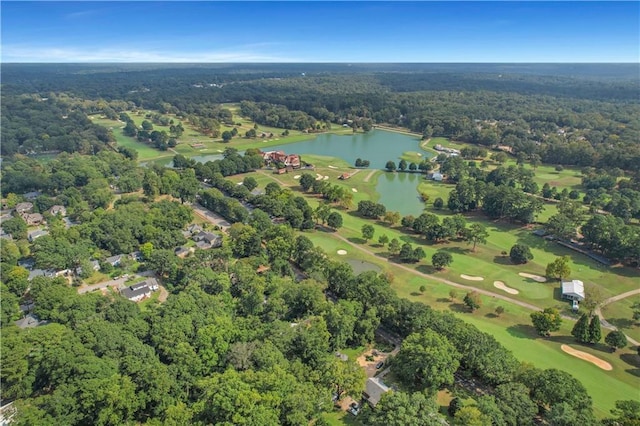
left=571, top=314, right=590, bottom=343
left=588, top=316, right=602, bottom=344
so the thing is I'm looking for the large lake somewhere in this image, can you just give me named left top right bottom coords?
left=153, top=129, right=429, bottom=215
left=267, top=129, right=428, bottom=169
left=267, top=130, right=429, bottom=216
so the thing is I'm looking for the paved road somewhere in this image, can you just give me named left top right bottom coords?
left=191, top=202, right=231, bottom=231
left=595, top=288, right=640, bottom=346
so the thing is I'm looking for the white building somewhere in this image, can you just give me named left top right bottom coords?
left=561, top=279, right=585, bottom=301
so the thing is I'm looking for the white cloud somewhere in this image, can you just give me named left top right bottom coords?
left=1, top=45, right=300, bottom=63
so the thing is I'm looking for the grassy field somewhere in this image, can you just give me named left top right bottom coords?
left=233, top=163, right=640, bottom=418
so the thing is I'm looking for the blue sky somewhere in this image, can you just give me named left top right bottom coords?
left=2, top=1, right=638, bottom=62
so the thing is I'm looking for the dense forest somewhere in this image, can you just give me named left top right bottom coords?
left=2, top=64, right=640, bottom=168
left=1, top=64, right=639, bottom=424
left=1, top=151, right=615, bottom=425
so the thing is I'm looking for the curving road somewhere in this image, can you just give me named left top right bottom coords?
left=331, top=232, right=640, bottom=346
left=331, top=232, right=543, bottom=312
left=595, top=288, right=640, bottom=346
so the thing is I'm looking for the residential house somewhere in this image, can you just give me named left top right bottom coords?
left=15, top=202, right=33, bottom=215
left=28, top=269, right=56, bottom=281
left=75, top=260, right=100, bottom=276
left=339, top=173, right=351, bottom=180
left=22, top=213, right=44, bottom=226
left=193, top=231, right=222, bottom=248
left=49, top=205, right=67, bottom=217
left=262, top=150, right=301, bottom=169
left=561, top=279, right=585, bottom=302
left=28, top=229, right=49, bottom=242
left=182, top=223, right=203, bottom=238
left=363, top=377, right=391, bottom=407
left=174, top=246, right=192, bottom=258
left=22, top=191, right=41, bottom=201
left=120, top=278, right=160, bottom=302
left=18, top=258, right=35, bottom=270
left=15, top=313, right=47, bottom=329
left=105, top=254, right=126, bottom=267
left=430, top=172, right=444, bottom=182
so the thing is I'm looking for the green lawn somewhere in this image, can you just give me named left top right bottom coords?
left=237, top=162, right=640, bottom=418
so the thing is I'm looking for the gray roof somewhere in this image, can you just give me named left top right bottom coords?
left=562, top=279, right=585, bottom=300
left=15, top=313, right=47, bottom=329
left=120, top=278, right=159, bottom=300
left=105, top=254, right=125, bottom=264
left=28, top=230, right=49, bottom=241
left=364, top=377, right=390, bottom=407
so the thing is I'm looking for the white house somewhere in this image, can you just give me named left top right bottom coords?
left=561, top=279, right=585, bottom=301
left=431, top=172, right=444, bottom=182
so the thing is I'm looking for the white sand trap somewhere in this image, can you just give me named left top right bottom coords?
left=275, top=138, right=280, bottom=140
left=519, top=272, right=547, bottom=282
left=337, top=250, right=348, bottom=255
left=315, top=174, right=323, bottom=181
left=293, top=175, right=301, bottom=179
left=494, top=281, right=519, bottom=295
left=217, top=149, right=223, bottom=152
left=460, top=274, right=484, bottom=281
left=352, top=188, right=358, bottom=192
left=323, top=175, right=330, bottom=180
left=561, top=344, right=612, bottom=371
left=417, top=153, right=422, bottom=157
left=328, top=165, right=338, bottom=169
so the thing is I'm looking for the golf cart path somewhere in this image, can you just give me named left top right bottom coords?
left=595, top=288, right=640, bottom=346
left=332, top=233, right=541, bottom=311
left=331, top=232, right=640, bottom=346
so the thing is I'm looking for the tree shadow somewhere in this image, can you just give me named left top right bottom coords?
left=347, top=237, right=366, bottom=245
left=440, top=246, right=471, bottom=255
left=620, top=353, right=640, bottom=369
left=506, top=324, right=538, bottom=339
left=607, top=318, right=636, bottom=330
left=625, top=368, right=640, bottom=378
left=449, top=303, right=469, bottom=313
left=416, top=265, right=436, bottom=275
left=437, top=298, right=452, bottom=303
left=485, top=313, right=498, bottom=319
left=493, top=256, right=513, bottom=266
left=410, top=292, right=423, bottom=297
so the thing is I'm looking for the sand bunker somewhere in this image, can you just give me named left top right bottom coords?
left=352, top=188, right=358, bottom=192
left=460, top=274, right=484, bottom=281
left=315, top=174, right=323, bottom=181
left=494, top=281, right=519, bottom=295
left=519, top=272, right=547, bottom=282
left=561, top=344, right=612, bottom=371
left=337, top=250, right=347, bottom=255
left=323, top=175, right=330, bottom=180
left=293, top=175, right=301, bottom=179
left=328, top=165, right=338, bottom=169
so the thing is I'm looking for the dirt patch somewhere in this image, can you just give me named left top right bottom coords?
left=494, top=281, right=519, bottom=295
left=337, top=250, right=348, bottom=255
left=157, top=285, right=169, bottom=303
left=561, top=344, right=612, bottom=371
left=519, top=272, right=547, bottom=282
left=460, top=274, right=484, bottom=281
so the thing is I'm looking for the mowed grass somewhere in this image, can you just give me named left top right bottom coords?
left=304, top=230, right=639, bottom=418
left=89, top=115, right=174, bottom=161
left=601, top=297, right=640, bottom=343
left=235, top=164, right=640, bottom=416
